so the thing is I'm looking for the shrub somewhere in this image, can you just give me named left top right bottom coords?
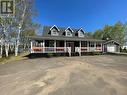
left=47, top=53, right=54, bottom=57
left=121, top=47, right=127, bottom=53
left=92, top=52, right=102, bottom=55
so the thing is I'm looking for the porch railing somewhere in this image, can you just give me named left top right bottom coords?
left=32, top=47, right=71, bottom=53
left=75, top=47, right=102, bottom=53
left=31, top=46, right=102, bottom=54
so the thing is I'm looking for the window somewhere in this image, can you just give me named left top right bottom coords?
left=81, top=41, right=87, bottom=47
left=65, top=28, right=73, bottom=37
left=66, top=30, right=72, bottom=37
left=49, top=41, right=54, bottom=47
left=51, top=29, right=59, bottom=36
left=78, top=30, right=84, bottom=37
left=50, top=25, right=59, bottom=36
left=90, top=42, right=94, bottom=47
left=96, top=43, right=101, bottom=47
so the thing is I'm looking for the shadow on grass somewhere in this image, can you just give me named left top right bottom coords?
left=24, top=53, right=69, bottom=59
left=24, top=52, right=103, bottom=59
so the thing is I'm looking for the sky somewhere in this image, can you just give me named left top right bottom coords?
left=33, top=0, right=127, bottom=32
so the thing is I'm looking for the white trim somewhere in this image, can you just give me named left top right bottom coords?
left=43, top=40, right=45, bottom=53
left=50, top=25, right=60, bottom=31
left=31, top=41, right=33, bottom=53
left=78, top=28, right=85, bottom=34
left=104, top=40, right=120, bottom=45
left=54, top=40, right=56, bottom=53
left=64, top=41, right=66, bottom=52
left=65, top=27, right=73, bottom=37
left=65, top=27, right=74, bottom=33
left=79, top=41, right=81, bottom=56
left=78, top=28, right=85, bottom=37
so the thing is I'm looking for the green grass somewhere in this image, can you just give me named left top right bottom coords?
left=0, top=52, right=29, bottom=64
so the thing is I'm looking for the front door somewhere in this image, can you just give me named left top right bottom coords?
left=66, top=42, right=74, bottom=52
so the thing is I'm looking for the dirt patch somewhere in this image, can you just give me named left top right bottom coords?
left=0, top=56, right=127, bottom=95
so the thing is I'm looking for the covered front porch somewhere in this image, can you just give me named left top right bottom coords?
left=30, top=40, right=103, bottom=56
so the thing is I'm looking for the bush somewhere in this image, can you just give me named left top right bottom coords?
left=92, top=52, right=102, bottom=55
left=47, top=53, right=54, bottom=58
left=121, top=47, right=127, bottom=53
left=123, top=48, right=127, bottom=53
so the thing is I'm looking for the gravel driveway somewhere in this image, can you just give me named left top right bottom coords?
left=0, top=55, right=127, bottom=95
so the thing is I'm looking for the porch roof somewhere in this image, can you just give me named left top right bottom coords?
left=28, top=36, right=105, bottom=42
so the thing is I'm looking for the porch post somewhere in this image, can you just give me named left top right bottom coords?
left=94, top=42, right=96, bottom=51
left=54, top=40, right=56, bottom=53
left=89, top=42, right=91, bottom=52
left=79, top=41, right=81, bottom=56
left=30, top=41, right=33, bottom=53
left=40, top=42, right=43, bottom=53
left=43, top=40, right=45, bottom=53
left=64, top=40, right=66, bottom=52
left=101, top=43, right=103, bottom=52
left=103, top=44, right=105, bottom=53
left=87, top=41, right=89, bottom=52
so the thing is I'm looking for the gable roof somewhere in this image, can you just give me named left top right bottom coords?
left=103, top=40, right=120, bottom=45
left=65, top=27, right=74, bottom=33
left=77, top=28, right=85, bottom=34
left=50, top=25, right=60, bottom=31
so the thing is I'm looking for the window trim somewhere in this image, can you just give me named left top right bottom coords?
left=78, top=28, right=85, bottom=37
left=50, top=25, right=59, bottom=36
left=51, top=29, right=59, bottom=36
left=65, top=27, right=73, bottom=37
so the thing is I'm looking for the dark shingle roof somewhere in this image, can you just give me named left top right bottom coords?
left=28, top=36, right=104, bottom=42
left=28, top=26, right=105, bottom=42
left=42, top=26, right=80, bottom=38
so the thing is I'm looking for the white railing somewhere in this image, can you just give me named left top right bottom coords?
left=75, top=47, right=102, bottom=53
left=31, top=47, right=71, bottom=53
left=31, top=46, right=102, bottom=54
left=81, top=47, right=88, bottom=52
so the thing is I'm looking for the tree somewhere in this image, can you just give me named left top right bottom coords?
left=93, top=29, right=103, bottom=39
left=0, top=0, right=39, bottom=57
left=102, top=25, right=112, bottom=40
left=93, top=22, right=125, bottom=45
left=0, top=17, right=13, bottom=57
left=112, top=22, right=125, bottom=45
left=12, top=0, right=39, bottom=56
left=123, top=23, right=127, bottom=47
left=85, top=32, right=93, bottom=39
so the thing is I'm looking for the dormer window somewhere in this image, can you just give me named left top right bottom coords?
left=51, top=28, right=59, bottom=36
left=50, top=25, right=60, bottom=36
left=65, top=27, right=73, bottom=37
left=78, top=28, right=85, bottom=37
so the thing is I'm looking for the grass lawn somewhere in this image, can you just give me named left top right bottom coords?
left=0, top=52, right=29, bottom=64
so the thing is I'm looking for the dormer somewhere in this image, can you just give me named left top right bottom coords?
left=50, top=25, right=60, bottom=36
left=65, top=27, right=73, bottom=37
left=77, top=28, right=85, bottom=37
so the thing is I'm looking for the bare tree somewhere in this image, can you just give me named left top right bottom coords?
left=0, top=0, right=39, bottom=57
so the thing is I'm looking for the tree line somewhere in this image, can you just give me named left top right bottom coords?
left=86, top=22, right=127, bottom=46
